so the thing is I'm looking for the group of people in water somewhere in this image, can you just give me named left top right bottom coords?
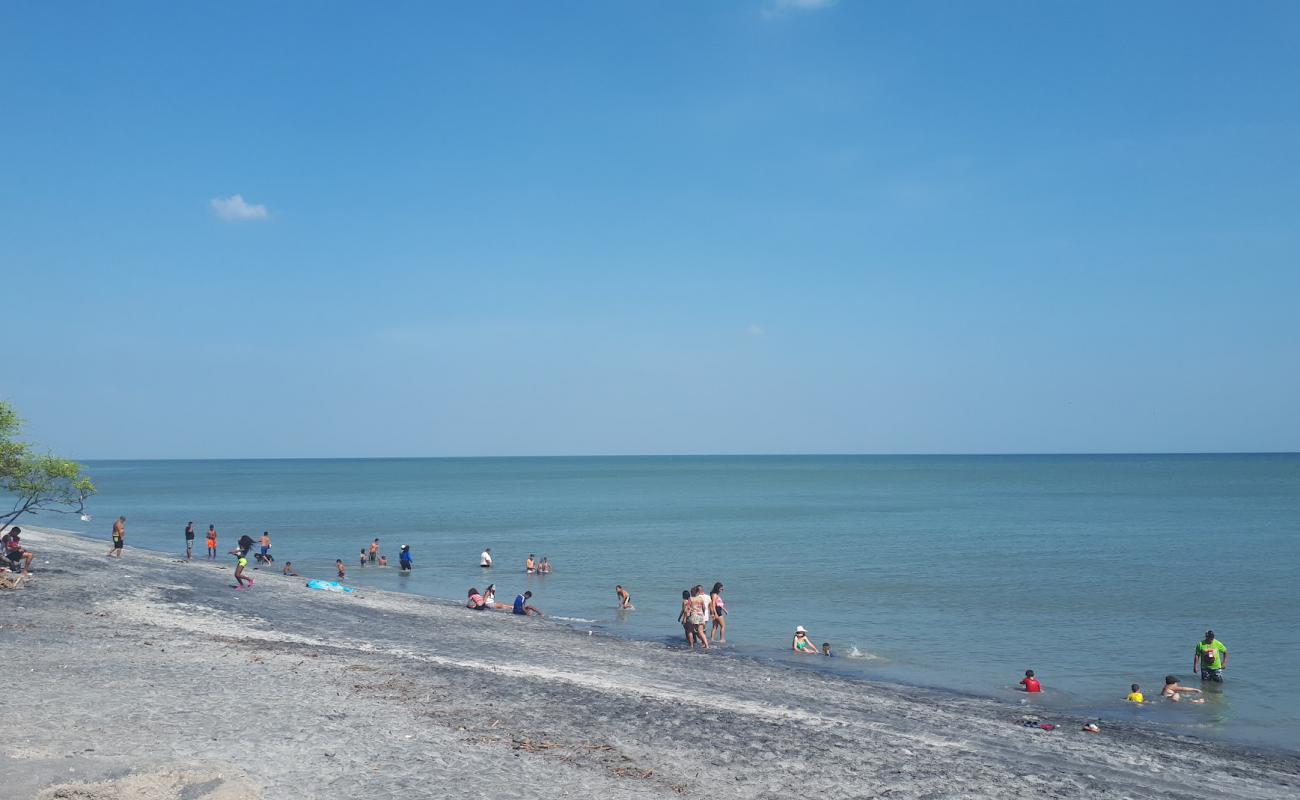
left=1015, top=630, right=1230, bottom=706
left=677, top=583, right=728, bottom=649
left=81, top=518, right=1238, bottom=711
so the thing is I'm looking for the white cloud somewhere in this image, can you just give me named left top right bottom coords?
left=763, top=0, right=836, bottom=18
left=745, top=324, right=766, bottom=337
left=210, top=194, right=269, bottom=222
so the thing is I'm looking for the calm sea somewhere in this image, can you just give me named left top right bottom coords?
left=37, top=455, right=1300, bottom=749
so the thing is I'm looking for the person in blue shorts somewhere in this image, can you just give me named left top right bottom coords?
left=513, top=591, right=542, bottom=617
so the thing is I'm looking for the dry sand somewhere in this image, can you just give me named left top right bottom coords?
left=3, top=527, right=1297, bottom=799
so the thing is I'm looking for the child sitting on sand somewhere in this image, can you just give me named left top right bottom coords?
left=1019, top=670, right=1041, bottom=693
left=1161, top=675, right=1204, bottom=703
left=1127, top=683, right=1144, bottom=703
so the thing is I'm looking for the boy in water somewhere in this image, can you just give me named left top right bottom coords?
left=336, top=559, right=346, bottom=579
left=1020, top=670, right=1042, bottom=693
left=822, top=643, right=833, bottom=656
left=1127, top=683, right=1144, bottom=703
left=369, top=538, right=379, bottom=564
left=260, top=531, right=271, bottom=559
left=282, top=561, right=299, bottom=577
left=616, top=585, right=633, bottom=609
left=1161, top=675, right=1205, bottom=703
left=378, top=555, right=388, bottom=567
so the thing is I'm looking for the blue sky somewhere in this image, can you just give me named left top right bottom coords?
left=3, top=1, right=1298, bottom=458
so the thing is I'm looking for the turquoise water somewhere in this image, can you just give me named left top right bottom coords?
left=31, top=455, right=1300, bottom=749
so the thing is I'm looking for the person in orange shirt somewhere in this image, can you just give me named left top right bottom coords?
left=206, top=525, right=217, bottom=560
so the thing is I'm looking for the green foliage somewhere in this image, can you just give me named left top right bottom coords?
left=0, top=400, right=96, bottom=532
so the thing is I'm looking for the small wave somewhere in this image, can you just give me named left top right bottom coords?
left=549, top=615, right=597, bottom=623
left=845, top=646, right=880, bottom=660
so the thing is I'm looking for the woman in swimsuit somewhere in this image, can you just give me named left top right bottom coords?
left=709, top=582, right=727, bottom=643
left=466, top=587, right=488, bottom=610
left=792, top=626, right=818, bottom=654
left=679, top=590, right=697, bottom=648
left=482, top=584, right=508, bottom=610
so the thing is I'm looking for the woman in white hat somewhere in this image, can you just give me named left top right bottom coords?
left=792, top=625, right=818, bottom=654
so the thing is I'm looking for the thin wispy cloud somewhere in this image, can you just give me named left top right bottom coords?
left=762, top=0, right=836, bottom=19
left=745, top=324, right=766, bottom=337
left=210, top=194, right=269, bottom=221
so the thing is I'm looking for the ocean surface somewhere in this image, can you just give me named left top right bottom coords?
left=29, top=454, right=1300, bottom=749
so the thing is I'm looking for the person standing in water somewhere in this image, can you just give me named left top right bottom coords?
left=107, top=516, right=126, bottom=557
left=206, top=525, right=217, bottom=559
left=615, top=585, right=633, bottom=609
left=336, top=559, right=347, bottom=579
left=369, top=538, right=380, bottom=564
left=480, top=548, right=492, bottom=568
left=1194, top=630, right=1228, bottom=683
left=709, top=582, right=727, bottom=643
left=525, top=554, right=535, bottom=573
left=399, top=544, right=412, bottom=572
left=260, top=531, right=271, bottom=560
left=184, top=521, right=195, bottom=560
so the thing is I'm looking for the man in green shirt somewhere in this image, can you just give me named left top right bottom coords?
left=1194, top=629, right=1228, bottom=682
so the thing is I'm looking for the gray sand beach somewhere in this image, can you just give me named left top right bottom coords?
left=4, top=527, right=1297, bottom=799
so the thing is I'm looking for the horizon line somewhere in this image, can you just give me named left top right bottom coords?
left=74, top=450, right=1300, bottom=463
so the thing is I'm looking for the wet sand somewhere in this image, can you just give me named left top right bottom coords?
left=4, top=527, right=1298, bottom=799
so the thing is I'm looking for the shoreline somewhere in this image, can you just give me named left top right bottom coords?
left=5, top=526, right=1299, bottom=799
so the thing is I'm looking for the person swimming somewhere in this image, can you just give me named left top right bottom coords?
left=1161, top=675, right=1205, bottom=703
left=1127, top=683, right=1144, bottom=703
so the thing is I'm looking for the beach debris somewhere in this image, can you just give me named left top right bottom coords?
left=610, top=766, right=654, bottom=779
left=1082, top=721, right=1101, bottom=733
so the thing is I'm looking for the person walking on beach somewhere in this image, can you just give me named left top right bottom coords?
left=1194, top=630, right=1228, bottom=682
left=184, top=521, right=195, bottom=560
left=206, top=525, right=217, bottom=559
left=399, top=544, right=412, bottom=572
left=233, top=551, right=254, bottom=590
left=616, top=585, right=633, bottom=610
left=369, top=538, right=380, bottom=564
left=480, top=548, right=492, bottom=568
left=106, top=516, right=126, bottom=557
left=709, top=582, right=727, bottom=643
left=235, top=533, right=254, bottom=558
